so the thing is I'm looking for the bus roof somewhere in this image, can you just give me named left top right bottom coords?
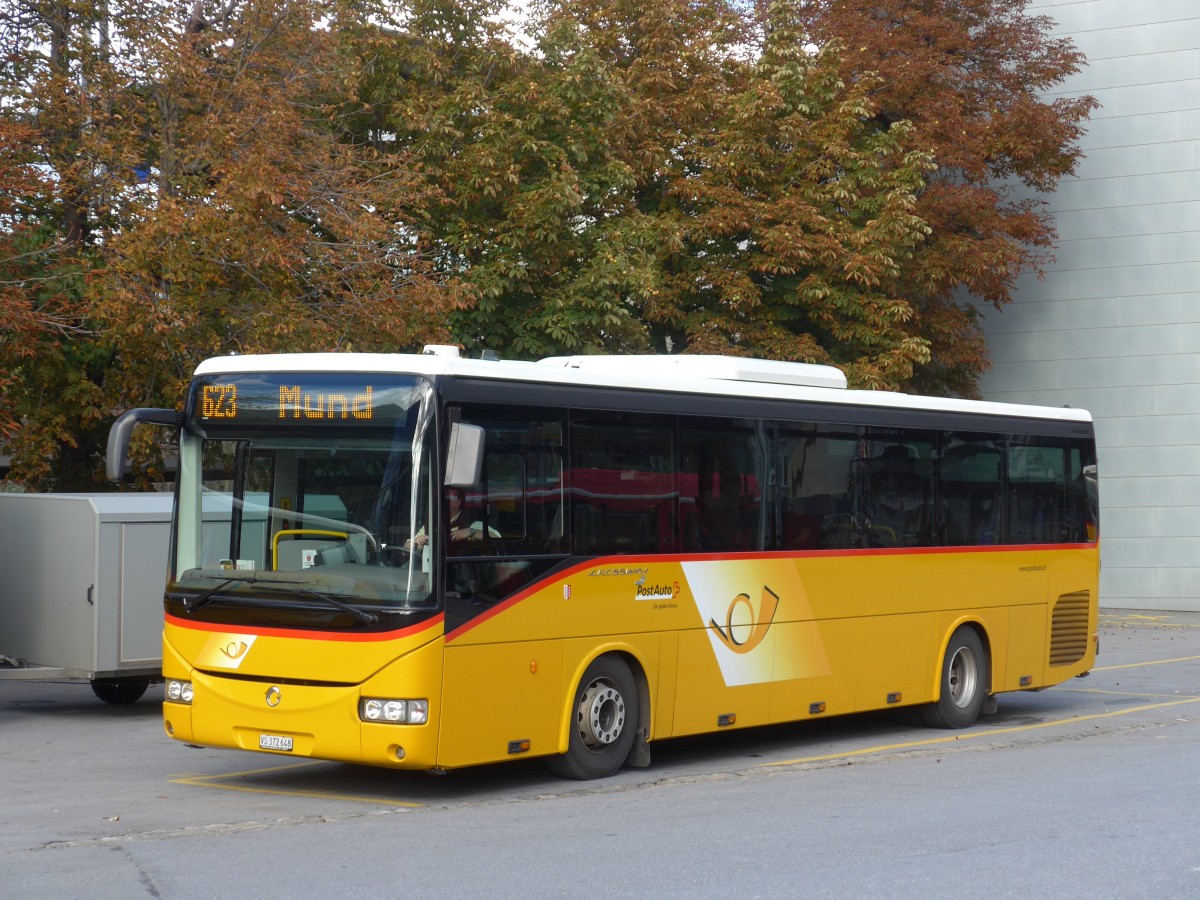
left=193, top=349, right=1093, bottom=424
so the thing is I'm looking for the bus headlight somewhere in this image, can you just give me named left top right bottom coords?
left=360, top=697, right=428, bottom=725
left=166, top=679, right=194, bottom=704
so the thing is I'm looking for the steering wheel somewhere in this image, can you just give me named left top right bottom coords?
left=380, top=544, right=413, bottom=567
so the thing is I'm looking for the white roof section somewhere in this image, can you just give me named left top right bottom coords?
left=193, top=349, right=1092, bottom=424
left=539, top=354, right=848, bottom=390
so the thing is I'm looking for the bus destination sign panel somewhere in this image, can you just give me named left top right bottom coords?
left=200, top=383, right=374, bottom=421
left=189, top=374, right=422, bottom=431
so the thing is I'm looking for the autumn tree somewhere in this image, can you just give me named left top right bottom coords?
left=654, top=2, right=935, bottom=388
left=366, top=0, right=935, bottom=381
left=0, top=0, right=1094, bottom=488
left=0, top=1, right=128, bottom=471
left=0, top=0, right=458, bottom=488
left=0, top=118, right=59, bottom=442
left=796, top=0, right=1097, bottom=395
left=351, top=0, right=660, bottom=359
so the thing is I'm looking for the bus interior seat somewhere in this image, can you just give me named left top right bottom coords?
left=782, top=494, right=829, bottom=549
left=866, top=446, right=929, bottom=547
left=1008, top=483, right=1062, bottom=543
left=943, top=482, right=1001, bottom=545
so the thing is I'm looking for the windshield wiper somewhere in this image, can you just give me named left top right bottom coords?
left=182, top=577, right=252, bottom=614
left=283, top=585, right=379, bottom=626
left=180, top=574, right=378, bottom=625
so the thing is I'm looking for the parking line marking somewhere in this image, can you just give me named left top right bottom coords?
left=756, top=696, right=1200, bottom=769
left=1092, top=654, right=1200, bottom=671
left=170, top=762, right=423, bottom=808
left=1101, top=614, right=1200, bottom=628
left=1061, top=687, right=1200, bottom=701
left=180, top=760, right=326, bottom=779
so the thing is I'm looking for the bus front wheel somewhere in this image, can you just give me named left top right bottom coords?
left=547, top=656, right=638, bottom=780
left=921, top=627, right=988, bottom=729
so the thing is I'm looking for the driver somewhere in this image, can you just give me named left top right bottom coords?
left=407, top=489, right=499, bottom=551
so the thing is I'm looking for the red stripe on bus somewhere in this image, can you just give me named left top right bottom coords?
left=165, top=612, right=445, bottom=642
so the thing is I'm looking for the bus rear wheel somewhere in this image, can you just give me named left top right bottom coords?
left=921, top=627, right=987, bottom=729
left=547, top=656, right=638, bottom=780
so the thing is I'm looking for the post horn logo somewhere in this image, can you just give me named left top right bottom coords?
left=218, top=640, right=249, bottom=660
left=709, top=586, right=780, bottom=654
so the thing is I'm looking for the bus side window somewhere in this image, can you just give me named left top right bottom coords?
left=939, top=433, right=1003, bottom=546
left=1008, top=437, right=1070, bottom=544
left=680, top=419, right=766, bottom=553
left=862, top=429, right=935, bottom=548
left=569, top=412, right=678, bottom=556
left=1068, top=439, right=1099, bottom=542
left=778, top=426, right=858, bottom=550
left=452, top=405, right=568, bottom=557
left=478, top=451, right=521, bottom=545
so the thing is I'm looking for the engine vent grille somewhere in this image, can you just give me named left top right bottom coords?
left=1049, top=590, right=1091, bottom=667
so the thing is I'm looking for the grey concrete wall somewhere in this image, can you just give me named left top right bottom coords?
left=977, top=0, right=1200, bottom=610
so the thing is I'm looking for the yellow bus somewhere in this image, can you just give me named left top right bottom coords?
left=108, top=348, right=1099, bottom=779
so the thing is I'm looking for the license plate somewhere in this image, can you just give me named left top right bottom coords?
left=258, top=733, right=294, bottom=752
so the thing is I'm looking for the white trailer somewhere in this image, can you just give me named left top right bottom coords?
left=0, top=492, right=171, bottom=703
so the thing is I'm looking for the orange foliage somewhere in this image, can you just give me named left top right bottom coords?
left=798, top=0, right=1098, bottom=394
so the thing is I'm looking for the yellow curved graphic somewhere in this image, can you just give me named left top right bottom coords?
left=709, top=586, right=780, bottom=654
left=683, top=559, right=829, bottom=687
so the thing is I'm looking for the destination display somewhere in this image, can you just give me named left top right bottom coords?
left=188, top=373, right=425, bottom=432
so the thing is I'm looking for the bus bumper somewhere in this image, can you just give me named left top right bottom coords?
left=161, top=635, right=444, bottom=770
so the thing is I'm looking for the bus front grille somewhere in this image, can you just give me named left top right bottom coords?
left=1049, top=590, right=1091, bottom=667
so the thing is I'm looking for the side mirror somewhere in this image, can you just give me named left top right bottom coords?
left=106, top=408, right=180, bottom=482
left=445, top=422, right=484, bottom=488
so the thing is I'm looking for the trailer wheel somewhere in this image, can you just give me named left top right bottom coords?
left=921, top=626, right=987, bottom=728
left=91, top=677, right=150, bottom=705
left=547, top=656, right=638, bottom=780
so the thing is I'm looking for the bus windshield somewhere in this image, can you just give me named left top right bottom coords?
left=171, top=374, right=438, bottom=617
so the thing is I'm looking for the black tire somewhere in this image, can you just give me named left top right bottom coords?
left=90, top=677, right=151, bottom=705
left=547, top=656, right=638, bottom=780
left=921, top=626, right=988, bottom=729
